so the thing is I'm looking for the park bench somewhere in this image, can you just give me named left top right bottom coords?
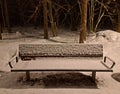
left=8, top=44, right=115, bottom=81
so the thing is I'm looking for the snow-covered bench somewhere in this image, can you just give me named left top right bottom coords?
left=9, top=44, right=115, bottom=81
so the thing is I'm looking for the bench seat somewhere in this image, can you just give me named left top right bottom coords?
left=11, top=57, right=112, bottom=72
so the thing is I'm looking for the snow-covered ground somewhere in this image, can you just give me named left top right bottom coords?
left=0, top=29, right=120, bottom=94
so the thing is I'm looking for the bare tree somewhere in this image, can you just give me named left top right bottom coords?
left=89, top=0, right=94, bottom=32
left=4, top=0, right=11, bottom=32
left=0, top=0, right=3, bottom=39
left=43, top=0, right=48, bottom=39
left=0, top=0, right=5, bottom=29
left=16, top=0, right=25, bottom=26
left=79, top=0, right=88, bottom=43
left=0, top=24, right=2, bottom=40
left=0, top=0, right=119, bottom=35
left=48, top=0, right=57, bottom=37
left=118, top=9, right=120, bottom=32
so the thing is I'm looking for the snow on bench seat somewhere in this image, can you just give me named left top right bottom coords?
left=11, top=57, right=112, bottom=72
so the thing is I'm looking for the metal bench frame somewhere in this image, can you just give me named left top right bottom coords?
left=8, top=44, right=115, bottom=81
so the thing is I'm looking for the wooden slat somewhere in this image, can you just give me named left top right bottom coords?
left=19, top=44, right=103, bottom=57
left=11, top=57, right=112, bottom=72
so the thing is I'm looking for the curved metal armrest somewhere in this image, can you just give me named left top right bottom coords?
left=8, top=56, right=19, bottom=69
left=8, top=49, right=19, bottom=69
left=9, top=61, right=13, bottom=68
left=103, top=56, right=115, bottom=69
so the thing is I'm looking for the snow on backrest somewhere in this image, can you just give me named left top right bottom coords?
left=19, top=44, right=103, bottom=57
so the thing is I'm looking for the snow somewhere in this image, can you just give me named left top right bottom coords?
left=87, top=30, right=120, bottom=43
left=0, top=29, right=120, bottom=94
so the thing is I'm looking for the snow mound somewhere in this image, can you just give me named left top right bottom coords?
left=97, top=30, right=120, bottom=41
left=88, top=30, right=120, bottom=43
left=2, top=31, right=23, bottom=39
left=112, top=73, right=120, bottom=82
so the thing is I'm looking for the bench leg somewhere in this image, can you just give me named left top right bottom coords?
left=26, top=71, right=30, bottom=81
left=92, top=71, right=96, bottom=81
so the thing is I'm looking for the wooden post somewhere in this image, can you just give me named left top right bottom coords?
left=79, top=0, right=88, bottom=43
left=43, top=0, right=49, bottom=39
left=92, top=71, right=96, bottom=81
left=26, top=71, right=30, bottom=81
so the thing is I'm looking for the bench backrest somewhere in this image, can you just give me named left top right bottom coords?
left=19, top=44, right=103, bottom=59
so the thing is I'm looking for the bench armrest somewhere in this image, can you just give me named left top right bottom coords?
left=9, top=61, right=13, bottom=68
left=103, top=56, right=115, bottom=69
left=9, top=56, right=19, bottom=68
left=8, top=49, right=19, bottom=68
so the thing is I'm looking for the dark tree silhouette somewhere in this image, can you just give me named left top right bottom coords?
left=79, top=0, right=88, bottom=43
left=0, top=24, right=2, bottom=40
left=43, top=0, right=49, bottom=39
left=118, top=2, right=120, bottom=32
left=4, top=0, right=11, bottom=32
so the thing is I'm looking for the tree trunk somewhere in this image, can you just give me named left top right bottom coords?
left=89, top=0, right=94, bottom=32
left=118, top=9, right=120, bottom=33
left=4, top=0, right=11, bottom=32
left=0, top=24, right=2, bottom=40
left=48, top=0, right=57, bottom=37
left=79, top=0, right=88, bottom=43
left=0, top=0, right=5, bottom=29
left=43, top=0, right=49, bottom=39
left=0, top=0, right=3, bottom=39
left=17, top=0, right=25, bottom=26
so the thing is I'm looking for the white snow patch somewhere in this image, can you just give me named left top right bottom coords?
left=87, top=30, right=120, bottom=44
left=96, top=30, right=120, bottom=42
